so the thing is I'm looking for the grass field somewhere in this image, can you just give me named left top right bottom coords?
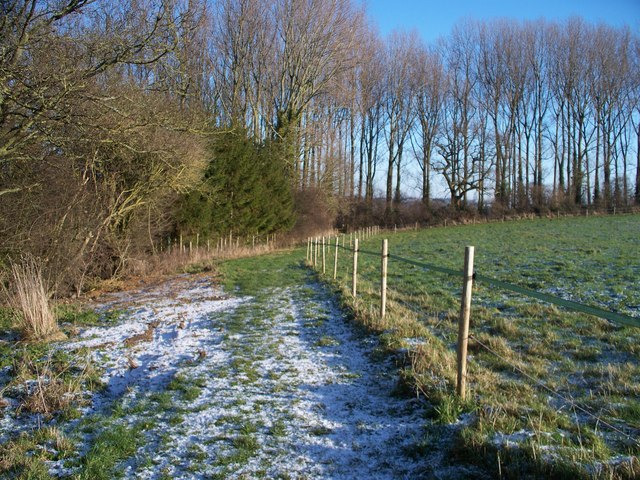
left=1, top=214, right=638, bottom=479
left=318, top=214, right=640, bottom=478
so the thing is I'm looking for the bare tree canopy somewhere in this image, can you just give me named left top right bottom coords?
left=1, top=2, right=639, bottom=292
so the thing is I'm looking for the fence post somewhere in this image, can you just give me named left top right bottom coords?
left=380, top=239, right=388, bottom=318
left=456, top=246, right=475, bottom=400
left=306, top=238, right=311, bottom=262
left=322, top=236, right=326, bottom=274
left=352, top=238, right=359, bottom=297
left=333, top=237, right=339, bottom=280
left=313, top=238, right=318, bottom=267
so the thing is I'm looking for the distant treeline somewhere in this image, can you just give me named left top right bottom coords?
left=0, top=0, right=638, bottom=293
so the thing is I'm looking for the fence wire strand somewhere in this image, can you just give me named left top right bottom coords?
left=325, top=239, right=640, bottom=329
left=309, top=235, right=640, bottom=445
left=312, top=233, right=640, bottom=446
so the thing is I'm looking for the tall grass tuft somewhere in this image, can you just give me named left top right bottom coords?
left=6, top=256, right=61, bottom=341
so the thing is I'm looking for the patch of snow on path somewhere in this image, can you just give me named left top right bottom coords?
left=55, top=275, right=429, bottom=478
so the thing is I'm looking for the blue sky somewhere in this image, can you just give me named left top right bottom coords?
left=362, top=0, right=640, bottom=43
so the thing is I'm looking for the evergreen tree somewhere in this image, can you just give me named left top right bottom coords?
left=176, top=128, right=295, bottom=237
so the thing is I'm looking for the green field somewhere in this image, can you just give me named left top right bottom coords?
left=1, top=214, right=638, bottom=479
left=320, top=214, right=640, bottom=478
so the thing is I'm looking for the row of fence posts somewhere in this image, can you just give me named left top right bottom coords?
left=158, top=232, right=278, bottom=256
left=306, top=232, right=476, bottom=400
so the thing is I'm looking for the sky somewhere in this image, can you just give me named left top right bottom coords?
left=362, top=0, right=640, bottom=43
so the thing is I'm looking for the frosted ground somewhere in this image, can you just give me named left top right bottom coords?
left=2, top=272, right=478, bottom=478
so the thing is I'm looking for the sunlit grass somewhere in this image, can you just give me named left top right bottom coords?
left=311, top=214, right=640, bottom=478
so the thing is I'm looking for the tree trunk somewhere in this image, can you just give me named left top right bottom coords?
left=636, top=125, right=640, bottom=205
left=385, top=128, right=395, bottom=217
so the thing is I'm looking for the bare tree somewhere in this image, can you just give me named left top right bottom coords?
left=355, top=28, right=385, bottom=205
left=382, top=30, right=418, bottom=217
left=412, top=43, right=444, bottom=207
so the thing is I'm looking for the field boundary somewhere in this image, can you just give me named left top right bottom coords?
left=305, top=225, right=640, bottom=448
left=307, top=232, right=640, bottom=329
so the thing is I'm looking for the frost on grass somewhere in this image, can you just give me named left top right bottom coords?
left=2, top=274, right=432, bottom=478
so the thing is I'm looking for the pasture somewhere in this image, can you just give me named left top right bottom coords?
left=0, top=214, right=637, bottom=479
left=323, top=214, right=640, bottom=477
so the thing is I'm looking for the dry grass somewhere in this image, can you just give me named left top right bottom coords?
left=127, top=242, right=288, bottom=279
left=4, top=256, right=62, bottom=341
left=13, top=354, right=85, bottom=417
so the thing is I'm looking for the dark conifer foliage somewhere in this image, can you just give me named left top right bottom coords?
left=176, top=129, right=295, bottom=238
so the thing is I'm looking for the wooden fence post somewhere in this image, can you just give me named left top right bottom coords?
left=306, top=238, right=311, bottom=262
left=313, top=238, right=317, bottom=267
left=380, top=239, right=388, bottom=318
left=333, top=237, right=339, bottom=280
left=352, top=238, right=359, bottom=297
left=456, top=246, right=475, bottom=400
left=322, top=236, right=326, bottom=274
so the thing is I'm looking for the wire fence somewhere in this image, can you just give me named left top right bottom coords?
left=306, top=229, right=640, bottom=447
left=324, top=237, right=640, bottom=329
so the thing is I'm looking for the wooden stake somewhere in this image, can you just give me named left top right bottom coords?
left=314, top=237, right=319, bottom=267
left=456, top=246, right=475, bottom=400
left=333, top=237, right=339, bottom=280
left=380, top=239, right=388, bottom=318
left=352, top=238, right=359, bottom=297
left=322, top=236, right=326, bottom=274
